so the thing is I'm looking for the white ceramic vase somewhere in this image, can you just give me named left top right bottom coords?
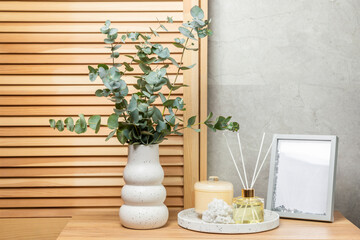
left=119, top=144, right=169, bottom=229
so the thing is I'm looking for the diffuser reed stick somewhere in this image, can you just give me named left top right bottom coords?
left=251, top=133, right=265, bottom=188
left=251, top=140, right=273, bottom=188
left=223, top=133, right=246, bottom=189
left=237, top=133, right=249, bottom=189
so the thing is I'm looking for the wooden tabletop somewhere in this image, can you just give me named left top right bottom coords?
left=56, top=211, right=360, bottom=240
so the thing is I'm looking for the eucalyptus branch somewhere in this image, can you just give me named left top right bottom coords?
left=48, top=6, right=239, bottom=146
left=161, top=33, right=192, bottom=116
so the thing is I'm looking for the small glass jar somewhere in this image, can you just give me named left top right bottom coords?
left=233, top=188, right=264, bottom=224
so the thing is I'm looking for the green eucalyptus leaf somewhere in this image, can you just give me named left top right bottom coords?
left=137, top=103, right=148, bottom=112
left=180, top=63, right=196, bottom=70
left=143, top=88, right=152, bottom=97
left=89, top=72, right=98, bottom=82
left=88, top=115, right=101, bottom=133
left=128, top=95, right=137, bottom=112
left=152, top=107, right=163, bottom=123
left=172, top=42, right=184, bottom=48
left=104, top=38, right=115, bottom=44
left=141, top=131, right=154, bottom=136
left=49, top=119, right=56, bottom=129
left=123, top=62, right=134, bottom=72
left=139, top=63, right=151, bottom=74
left=143, top=47, right=152, bottom=55
left=160, top=24, right=168, bottom=32
left=205, top=112, right=213, bottom=123
left=79, top=114, right=87, bottom=129
left=158, top=92, right=167, bottom=103
left=98, top=64, right=109, bottom=70
left=95, top=89, right=104, bottom=97
left=187, top=116, right=196, bottom=127
left=105, top=129, right=116, bottom=141
left=107, top=113, right=119, bottom=129
left=168, top=57, right=179, bottom=68
left=112, top=45, right=121, bottom=51
left=163, top=99, right=174, bottom=107
left=145, top=72, right=159, bottom=85
left=116, top=129, right=127, bottom=144
left=149, top=27, right=159, bottom=37
left=148, top=95, right=157, bottom=104
left=64, top=117, right=74, bottom=132
left=171, top=84, right=189, bottom=91
left=109, top=28, right=118, bottom=36
left=74, top=119, right=87, bottom=134
left=56, top=119, right=67, bottom=132
left=167, top=16, right=173, bottom=23
left=98, top=67, right=107, bottom=78
left=121, top=34, right=126, bottom=42
left=156, top=120, right=167, bottom=132
left=165, top=114, right=175, bottom=126
left=190, top=5, right=204, bottom=19
left=88, top=66, right=96, bottom=73
left=100, top=26, right=109, bottom=34
left=179, top=27, right=196, bottom=40
left=129, top=109, right=140, bottom=123
left=111, top=52, right=119, bottom=58
left=153, top=47, right=170, bottom=59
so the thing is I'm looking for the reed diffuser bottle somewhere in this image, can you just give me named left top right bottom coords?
left=223, top=132, right=272, bottom=224
left=233, top=188, right=264, bottom=224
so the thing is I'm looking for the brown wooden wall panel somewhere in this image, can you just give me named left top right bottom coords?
left=0, top=0, right=199, bottom=217
left=0, top=0, right=208, bottom=217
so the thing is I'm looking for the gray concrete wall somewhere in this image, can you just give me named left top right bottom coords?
left=207, top=0, right=360, bottom=227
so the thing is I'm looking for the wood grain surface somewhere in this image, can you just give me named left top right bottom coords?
left=57, top=211, right=360, bottom=240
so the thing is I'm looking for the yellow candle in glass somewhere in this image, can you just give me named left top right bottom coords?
left=194, top=176, right=234, bottom=214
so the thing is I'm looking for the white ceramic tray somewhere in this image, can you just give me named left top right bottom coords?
left=178, top=208, right=279, bottom=234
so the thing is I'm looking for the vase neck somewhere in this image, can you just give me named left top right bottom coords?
left=128, top=144, right=159, bottom=164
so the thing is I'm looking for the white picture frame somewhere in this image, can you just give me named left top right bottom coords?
left=266, top=134, right=338, bottom=222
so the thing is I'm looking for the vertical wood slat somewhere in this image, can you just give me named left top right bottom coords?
left=183, top=0, right=200, bottom=209
left=199, top=0, right=208, bottom=181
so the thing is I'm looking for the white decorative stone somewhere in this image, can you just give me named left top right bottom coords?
left=178, top=208, right=279, bottom=234
left=119, top=144, right=169, bottom=229
left=202, top=198, right=234, bottom=224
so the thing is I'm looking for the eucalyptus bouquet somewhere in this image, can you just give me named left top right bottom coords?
left=50, top=6, right=239, bottom=145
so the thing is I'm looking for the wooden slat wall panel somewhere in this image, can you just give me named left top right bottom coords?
left=0, top=0, right=194, bottom=217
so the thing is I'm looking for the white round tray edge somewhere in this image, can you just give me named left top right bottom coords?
left=177, top=208, right=279, bottom=234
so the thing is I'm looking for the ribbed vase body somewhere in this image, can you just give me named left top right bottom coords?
left=119, top=144, right=169, bottom=229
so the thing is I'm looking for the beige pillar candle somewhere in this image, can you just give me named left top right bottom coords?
left=194, top=176, right=234, bottom=214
